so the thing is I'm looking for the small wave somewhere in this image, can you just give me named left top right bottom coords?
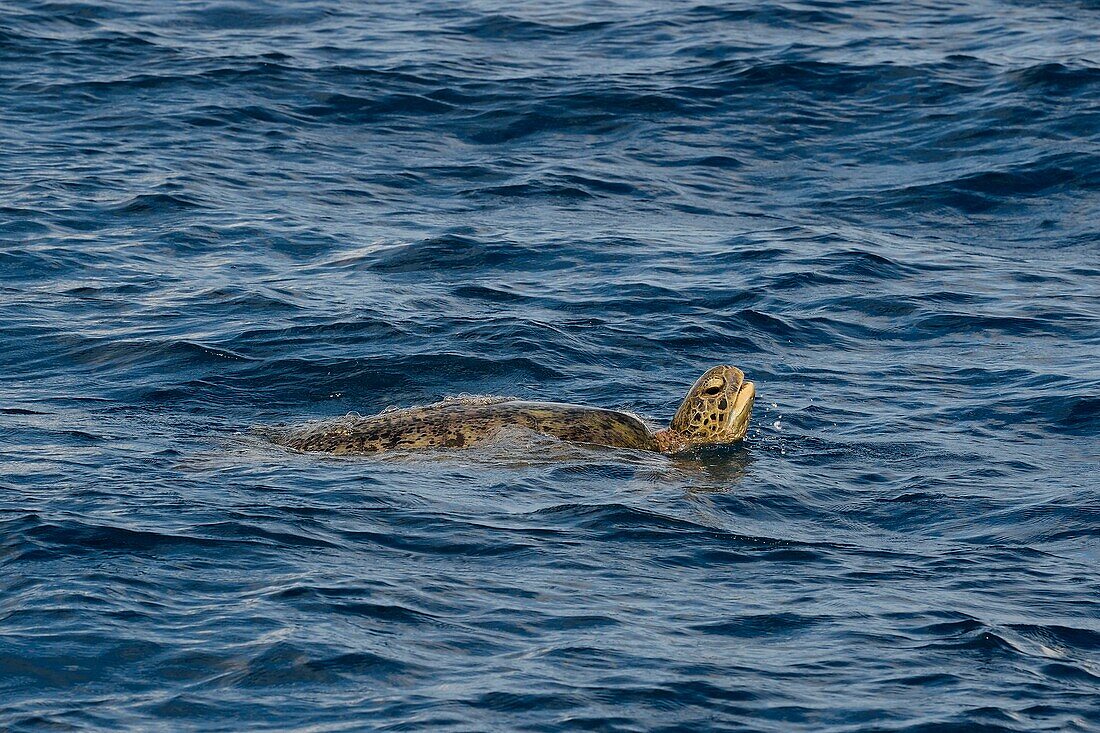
left=860, top=153, right=1095, bottom=214
left=10, top=515, right=250, bottom=560
left=185, top=4, right=332, bottom=31
left=275, top=587, right=439, bottom=626
left=297, top=92, right=455, bottom=122
left=454, top=13, right=612, bottom=41
left=1008, top=62, right=1100, bottom=94
left=366, top=233, right=557, bottom=273
left=525, top=503, right=824, bottom=558
left=169, top=353, right=557, bottom=404
left=212, top=641, right=422, bottom=689
left=690, top=612, right=822, bottom=638
left=35, top=336, right=253, bottom=374
left=106, top=193, right=208, bottom=215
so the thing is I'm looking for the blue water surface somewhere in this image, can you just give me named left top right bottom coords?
left=2, top=0, right=1099, bottom=730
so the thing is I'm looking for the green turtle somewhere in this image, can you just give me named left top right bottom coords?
left=279, top=365, right=755, bottom=455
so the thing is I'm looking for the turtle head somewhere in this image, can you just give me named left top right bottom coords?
left=665, top=365, right=755, bottom=449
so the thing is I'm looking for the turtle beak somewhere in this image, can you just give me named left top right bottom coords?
left=727, top=378, right=755, bottom=442
left=708, top=365, right=754, bottom=442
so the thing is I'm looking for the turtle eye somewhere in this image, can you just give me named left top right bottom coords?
left=703, top=383, right=723, bottom=395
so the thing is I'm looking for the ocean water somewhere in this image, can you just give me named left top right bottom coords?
left=2, top=0, right=1099, bottom=730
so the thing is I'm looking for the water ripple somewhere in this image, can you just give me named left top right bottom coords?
left=1, top=0, right=1098, bottom=730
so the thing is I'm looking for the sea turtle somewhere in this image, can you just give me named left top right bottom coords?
left=279, top=365, right=755, bottom=455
